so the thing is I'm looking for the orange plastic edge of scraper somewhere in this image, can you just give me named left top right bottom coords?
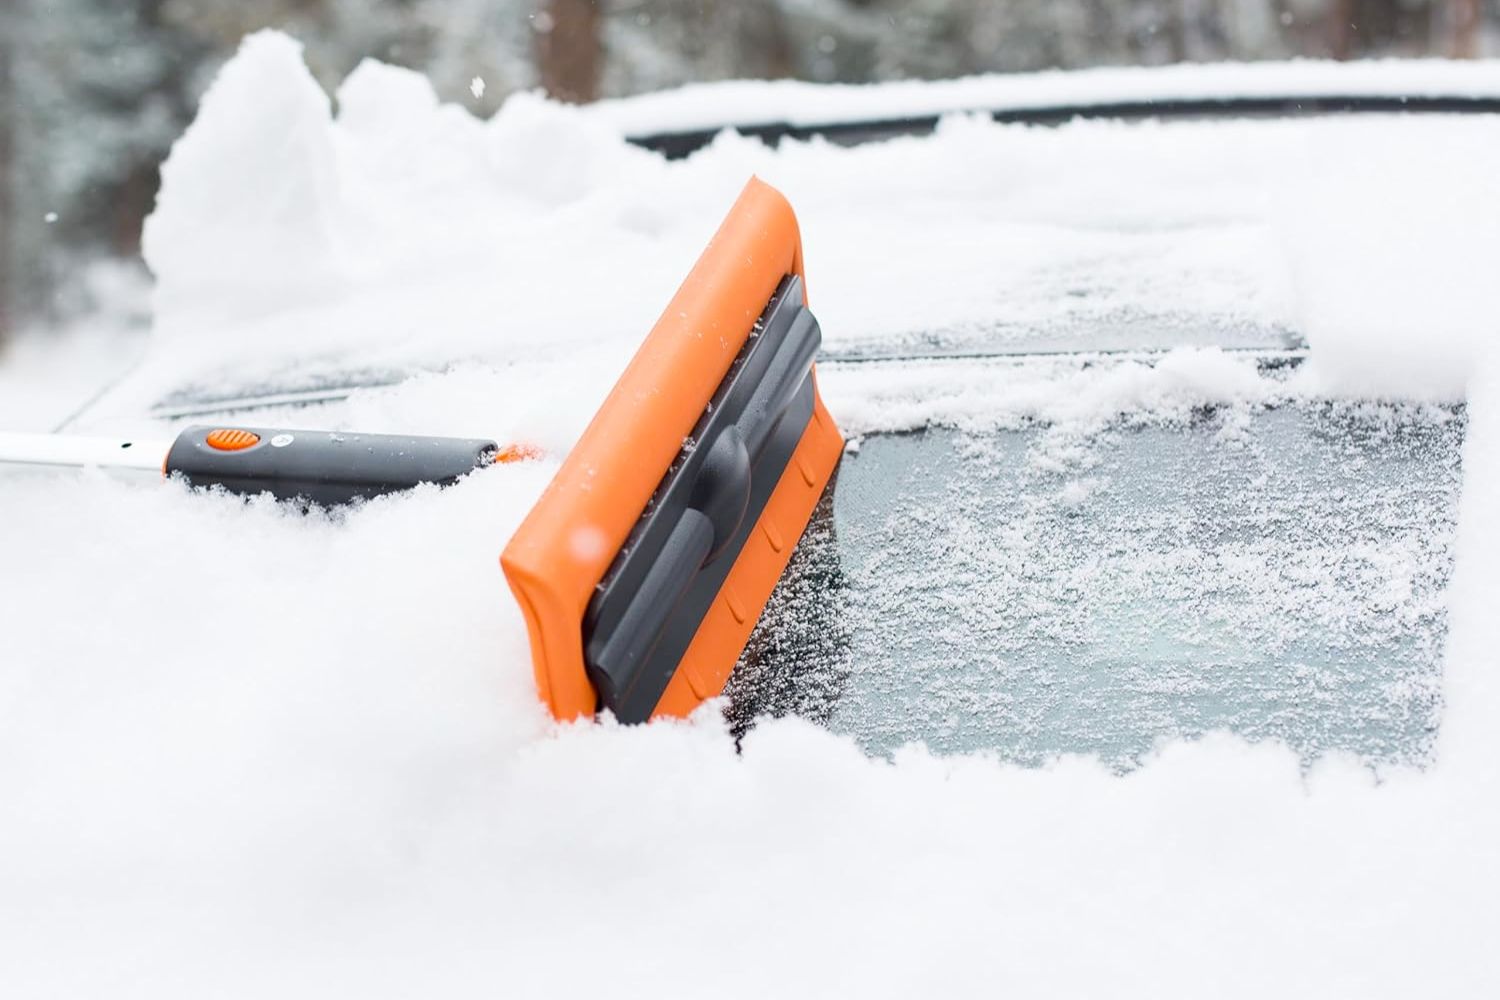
left=499, top=177, right=844, bottom=721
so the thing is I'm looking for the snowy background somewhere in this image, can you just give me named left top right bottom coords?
left=3, top=0, right=1499, bottom=344
left=2, top=24, right=1500, bottom=1000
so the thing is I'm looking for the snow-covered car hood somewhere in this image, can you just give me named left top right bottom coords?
left=5, top=32, right=1500, bottom=998
left=587, top=56, right=1500, bottom=135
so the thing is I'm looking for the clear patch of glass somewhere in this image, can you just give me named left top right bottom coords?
left=728, top=401, right=1466, bottom=770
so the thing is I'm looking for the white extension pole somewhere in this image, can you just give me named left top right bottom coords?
left=0, top=431, right=172, bottom=473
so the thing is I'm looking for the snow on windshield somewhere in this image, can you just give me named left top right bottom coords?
left=3, top=31, right=1500, bottom=998
left=735, top=396, right=1464, bottom=768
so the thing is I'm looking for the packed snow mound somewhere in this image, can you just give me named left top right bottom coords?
left=143, top=32, right=345, bottom=325
left=5, top=31, right=1500, bottom=998
left=113, top=31, right=1500, bottom=425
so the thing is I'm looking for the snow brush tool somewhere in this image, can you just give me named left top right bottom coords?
left=501, top=178, right=844, bottom=723
left=0, top=178, right=842, bottom=724
left=0, top=427, right=520, bottom=506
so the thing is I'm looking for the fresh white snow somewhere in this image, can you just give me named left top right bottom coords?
left=2, top=31, right=1499, bottom=998
left=586, top=57, right=1500, bottom=134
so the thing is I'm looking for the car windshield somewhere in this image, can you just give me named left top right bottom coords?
left=734, top=393, right=1464, bottom=768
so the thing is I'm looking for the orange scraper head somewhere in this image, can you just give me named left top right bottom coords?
left=500, top=177, right=844, bottom=723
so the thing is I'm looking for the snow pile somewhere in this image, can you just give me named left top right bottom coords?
left=4, top=32, right=1500, bottom=998
left=103, top=38, right=1499, bottom=427
left=145, top=35, right=347, bottom=326
left=1275, top=116, right=1500, bottom=399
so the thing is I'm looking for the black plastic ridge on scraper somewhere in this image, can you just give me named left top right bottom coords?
left=582, top=274, right=822, bottom=723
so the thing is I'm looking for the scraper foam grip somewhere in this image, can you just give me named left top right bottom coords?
left=500, top=177, right=845, bottom=723
left=164, top=426, right=498, bottom=506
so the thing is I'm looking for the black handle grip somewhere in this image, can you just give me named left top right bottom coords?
left=165, top=426, right=498, bottom=506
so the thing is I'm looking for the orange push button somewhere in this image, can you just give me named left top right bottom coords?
left=204, top=428, right=260, bottom=451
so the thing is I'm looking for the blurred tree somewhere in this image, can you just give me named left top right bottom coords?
left=1448, top=0, right=1483, bottom=56
left=2, top=0, right=1498, bottom=342
left=0, top=1, right=15, bottom=345
left=601, top=1, right=801, bottom=94
left=1326, top=0, right=1450, bottom=58
left=1, top=0, right=209, bottom=331
left=537, top=0, right=603, bottom=102
left=1327, top=0, right=1356, bottom=58
left=159, top=1, right=535, bottom=115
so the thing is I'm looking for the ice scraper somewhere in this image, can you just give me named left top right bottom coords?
left=502, top=178, right=843, bottom=723
left=0, top=178, right=843, bottom=724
